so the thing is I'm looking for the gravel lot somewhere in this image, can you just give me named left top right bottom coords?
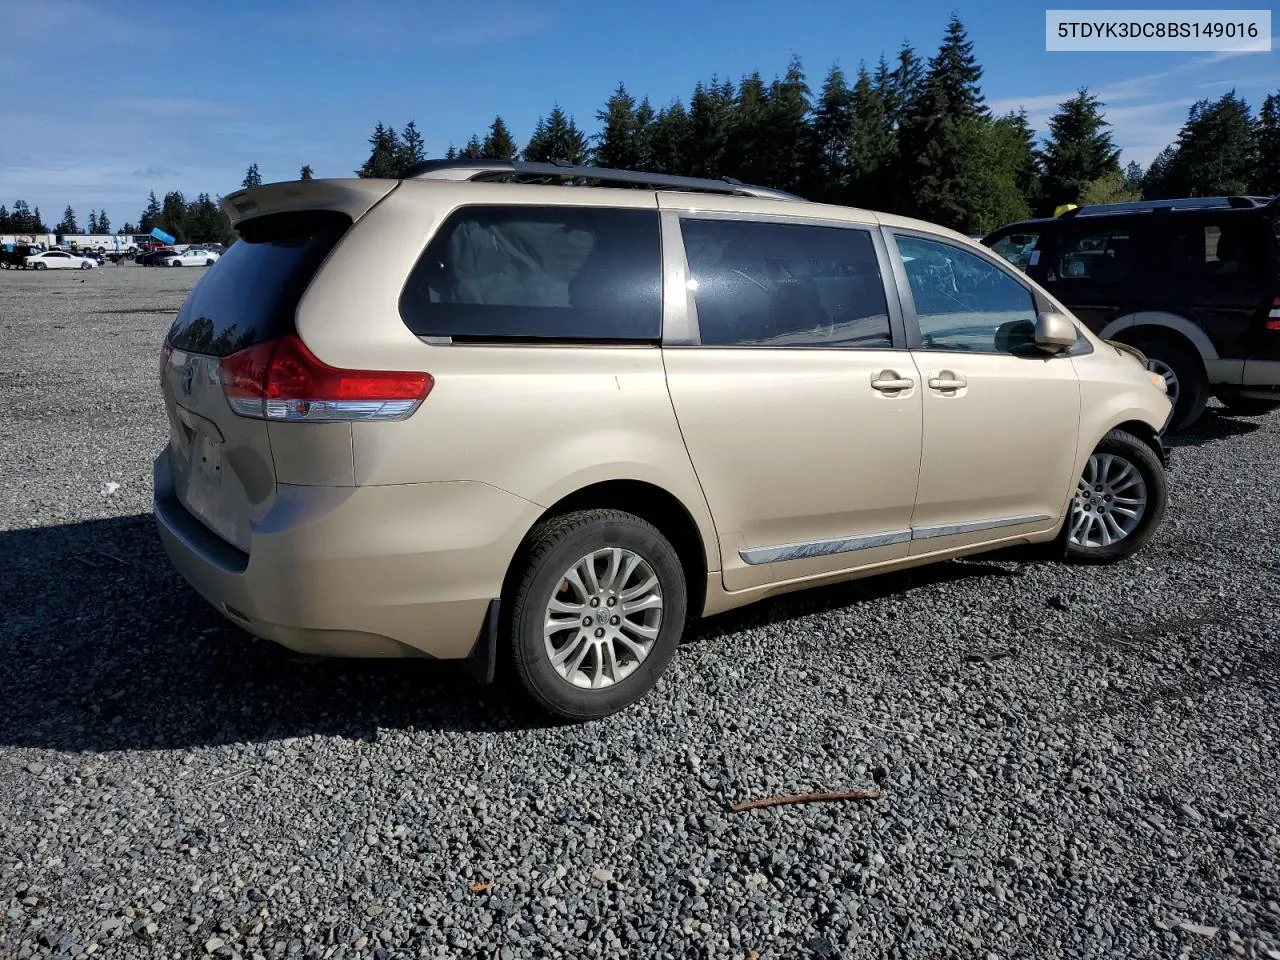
left=2, top=264, right=1279, bottom=960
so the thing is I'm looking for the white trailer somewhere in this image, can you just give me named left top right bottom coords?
left=61, top=234, right=139, bottom=255
left=1, top=233, right=56, bottom=249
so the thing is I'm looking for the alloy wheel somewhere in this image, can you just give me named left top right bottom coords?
left=1069, top=453, right=1148, bottom=548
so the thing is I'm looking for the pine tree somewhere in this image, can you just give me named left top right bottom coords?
left=761, top=56, right=812, bottom=193
left=11, top=200, right=32, bottom=233
left=121, top=222, right=136, bottom=235
left=357, top=123, right=403, bottom=178
left=687, top=79, right=735, bottom=179
left=888, top=41, right=924, bottom=128
left=98, top=210, right=111, bottom=234
left=139, top=192, right=162, bottom=233
left=595, top=83, right=642, bottom=170
left=1143, top=146, right=1178, bottom=199
left=1164, top=91, right=1256, bottom=196
left=1256, top=92, right=1280, bottom=194
left=459, top=134, right=484, bottom=160
left=241, top=163, right=262, bottom=188
left=300, top=164, right=314, bottom=180
left=728, top=72, right=770, bottom=184
left=846, top=64, right=895, bottom=206
left=0, top=205, right=9, bottom=232
left=928, top=16, right=986, bottom=118
left=481, top=116, right=518, bottom=161
left=973, top=114, right=1037, bottom=232
left=1040, top=89, right=1121, bottom=211
left=57, top=205, right=79, bottom=234
left=649, top=100, right=692, bottom=174
left=87, top=210, right=98, bottom=233
left=445, top=144, right=459, bottom=160
left=810, top=64, right=854, bottom=201
left=398, top=121, right=426, bottom=174
left=158, top=191, right=188, bottom=242
left=1123, top=160, right=1145, bottom=192
left=523, top=105, right=590, bottom=164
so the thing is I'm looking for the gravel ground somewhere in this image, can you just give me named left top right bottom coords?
left=1, top=264, right=1279, bottom=960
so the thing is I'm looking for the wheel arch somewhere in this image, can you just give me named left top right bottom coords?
left=1099, top=312, right=1217, bottom=362
left=501, top=479, right=714, bottom=623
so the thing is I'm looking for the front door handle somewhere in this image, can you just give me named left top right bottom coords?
left=871, top=370, right=914, bottom=393
left=928, top=372, right=967, bottom=392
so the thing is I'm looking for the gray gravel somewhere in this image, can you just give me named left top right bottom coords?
left=2, top=264, right=1279, bottom=960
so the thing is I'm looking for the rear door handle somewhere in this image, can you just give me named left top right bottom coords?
left=871, top=371, right=914, bottom=393
left=928, top=374, right=967, bottom=392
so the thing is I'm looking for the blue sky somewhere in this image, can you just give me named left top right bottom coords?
left=1, top=0, right=1276, bottom=231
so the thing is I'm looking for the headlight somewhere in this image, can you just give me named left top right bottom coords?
left=1146, top=370, right=1167, bottom=393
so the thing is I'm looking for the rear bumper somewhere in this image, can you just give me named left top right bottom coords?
left=154, top=450, right=540, bottom=659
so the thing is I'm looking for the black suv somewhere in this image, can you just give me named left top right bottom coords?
left=983, top=196, right=1280, bottom=430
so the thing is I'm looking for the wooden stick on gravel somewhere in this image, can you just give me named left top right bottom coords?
left=728, top=788, right=883, bottom=813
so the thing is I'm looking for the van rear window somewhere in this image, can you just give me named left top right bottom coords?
left=166, top=210, right=351, bottom=357
left=398, top=205, right=662, bottom=342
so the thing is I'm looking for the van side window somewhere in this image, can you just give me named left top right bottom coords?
left=1171, top=220, right=1262, bottom=281
left=399, top=206, right=661, bottom=342
left=679, top=218, right=892, bottom=348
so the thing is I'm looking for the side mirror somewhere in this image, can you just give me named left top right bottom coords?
left=1034, top=312, right=1077, bottom=353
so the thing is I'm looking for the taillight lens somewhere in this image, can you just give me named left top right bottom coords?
left=1267, top=297, right=1280, bottom=331
left=219, top=335, right=432, bottom=422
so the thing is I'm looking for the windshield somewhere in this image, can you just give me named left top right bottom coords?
left=987, top=231, right=1040, bottom=272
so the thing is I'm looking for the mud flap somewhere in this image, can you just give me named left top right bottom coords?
left=462, top=599, right=500, bottom=685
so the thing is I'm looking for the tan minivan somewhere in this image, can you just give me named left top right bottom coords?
left=154, top=161, right=1173, bottom=719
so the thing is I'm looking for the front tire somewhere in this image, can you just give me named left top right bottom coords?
left=1063, top=429, right=1167, bottom=564
left=1126, top=333, right=1208, bottom=431
left=34, top=262, right=46, bottom=270
left=506, top=509, right=687, bottom=720
left=170, top=260, right=182, bottom=267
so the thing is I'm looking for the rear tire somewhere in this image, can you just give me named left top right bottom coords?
left=1126, top=333, right=1208, bottom=431
left=506, top=509, right=687, bottom=720
left=1062, top=429, right=1167, bottom=565
left=1215, top=390, right=1280, bottom=417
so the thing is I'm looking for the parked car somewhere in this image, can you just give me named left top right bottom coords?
left=0, top=244, right=40, bottom=269
left=983, top=195, right=1280, bottom=428
left=136, top=247, right=177, bottom=266
left=161, top=248, right=220, bottom=267
left=25, top=249, right=97, bottom=270
left=155, top=161, right=1172, bottom=720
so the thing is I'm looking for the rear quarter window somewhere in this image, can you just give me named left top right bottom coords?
left=166, top=210, right=351, bottom=357
left=398, top=205, right=662, bottom=342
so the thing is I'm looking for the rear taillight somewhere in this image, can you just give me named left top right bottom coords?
left=219, top=335, right=432, bottom=422
left=1267, top=297, right=1280, bottom=332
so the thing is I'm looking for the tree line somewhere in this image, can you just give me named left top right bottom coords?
left=5, top=14, right=1278, bottom=244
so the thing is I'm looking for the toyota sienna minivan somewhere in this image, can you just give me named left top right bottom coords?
left=154, top=160, right=1173, bottom=720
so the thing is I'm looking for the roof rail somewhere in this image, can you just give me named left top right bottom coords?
left=1059, top=195, right=1270, bottom=218
left=403, top=158, right=802, bottom=201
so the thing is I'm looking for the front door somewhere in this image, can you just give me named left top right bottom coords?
left=659, top=202, right=923, bottom=592
left=888, top=230, right=1082, bottom=555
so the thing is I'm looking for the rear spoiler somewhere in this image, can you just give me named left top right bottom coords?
left=221, top=179, right=398, bottom=230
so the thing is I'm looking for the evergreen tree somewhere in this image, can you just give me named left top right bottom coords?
left=1080, top=169, right=1141, bottom=205
left=0, top=205, right=8, bottom=232
left=1142, top=145, right=1178, bottom=199
left=595, top=83, right=643, bottom=170
left=11, top=200, right=32, bottom=232
left=728, top=72, right=770, bottom=184
left=56, top=205, right=79, bottom=234
left=1002, top=110, right=1042, bottom=211
left=928, top=16, right=986, bottom=118
left=481, top=116, right=518, bottom=161
left=973, top=114, right=1037, bottom=232
left=523, top=105, right=590, bottom=164
left=687, top=79, right=735, bottom=179
left=121, top=222, right=136, bottom=235
left=459, top=134, right=484, bottom=160
left=648, top=100, right=692, bottom=174
left=300, top=164, right=314, bottom=180
left=846, top=64, right=895, bottom=206
left=810, top=64, right=854, bottom=201
left=445, top=144, right=459, bottom=160
left=1123, top=160, right=1144, bottom=191
left=32, top=207, right=46, bottom=232
left=241, top=163, right=262, bottom=188
left=761, top=56, right=812, bottom=193
left=888, top=41, right=924, bottom=128
left=1040, top=89, right=1120, bottom=211
left=1256, top=92, right=1280, bottom=195
left=357, top=122, right=403, bottom=178
left=87, top=210, right=99, bottom=233
left=138, top=192, right=162, bottom=232
left=398, top=120, right=426, bottom=174
left=98, top=210, right=111, bottom=234
left=1165, top=91, right=1256, bottom=196
left=158, top=191, right=188, bottom=242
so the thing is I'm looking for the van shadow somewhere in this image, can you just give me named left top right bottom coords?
left=1164, top=407, right=1263, bottom=448
left=0, top=515, right=1028, bottom=754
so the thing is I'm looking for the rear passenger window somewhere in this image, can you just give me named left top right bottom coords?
left=1054, top=228, right=1134, bottom=283
left=399, top=206, right=661, bottom=342
left=680, top=218, right=891, bottom=348
left=1171, top=220, right=1262, bottom=281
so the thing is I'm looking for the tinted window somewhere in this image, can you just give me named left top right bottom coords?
left=399, top=206, right=661, bottom=342
left=1171, top=219, right=1263, bottom=282
left=895, top=233, right=1038, bottom=354
left=1054, top=227, right=1134, bottom=283
left=988, top=231, right=1041, bottom=272
left=680, top=218, right=891, bottom=348
left=167, top=210, right=351, bottom=357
